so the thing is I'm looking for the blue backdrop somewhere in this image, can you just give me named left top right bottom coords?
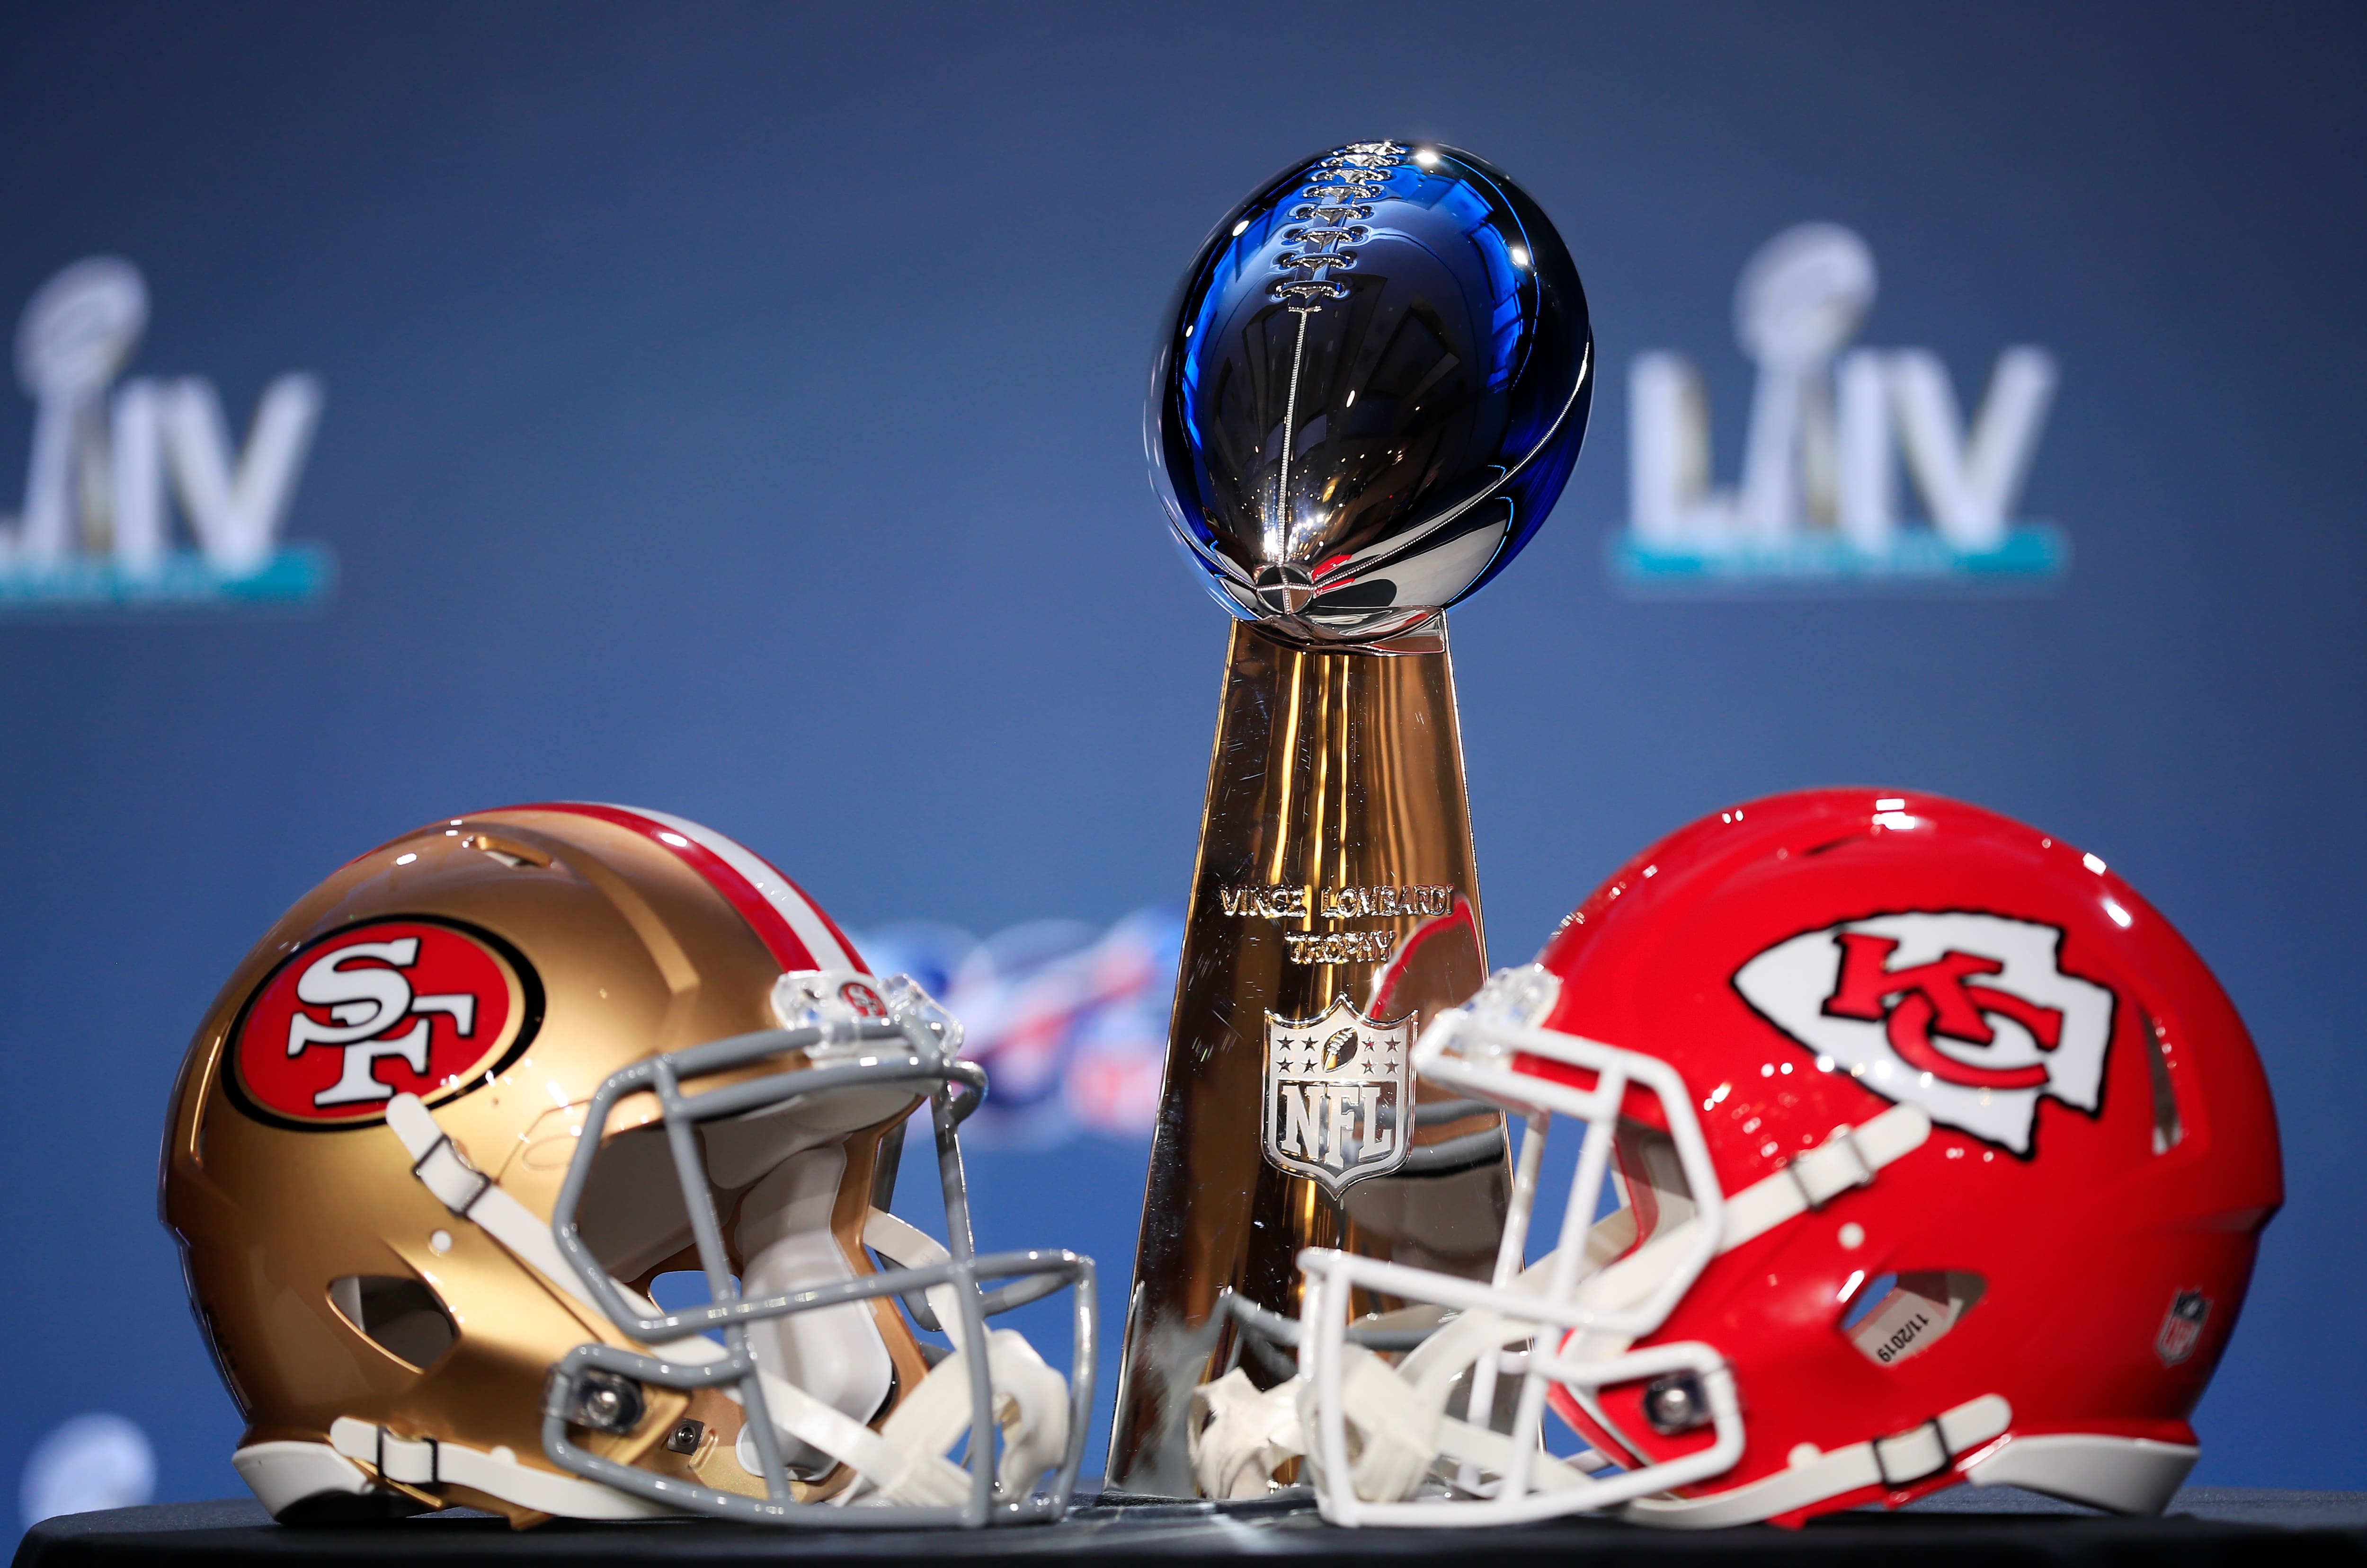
left=0, top=0, right=2360, bottom=1515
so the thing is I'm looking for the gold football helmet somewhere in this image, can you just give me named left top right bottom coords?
left=161, top=803, right=1092, bottom=1528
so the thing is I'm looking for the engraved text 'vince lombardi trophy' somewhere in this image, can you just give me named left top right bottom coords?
left=1108, top=142, right=1592, bottom=1493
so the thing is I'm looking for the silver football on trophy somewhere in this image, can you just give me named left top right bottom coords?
left=1148, top=142, right=1592, bottom=642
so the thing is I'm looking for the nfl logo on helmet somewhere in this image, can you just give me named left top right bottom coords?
left=2157, top=1289, right=2211, bottom=1366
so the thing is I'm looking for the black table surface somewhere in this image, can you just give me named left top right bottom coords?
left=18, top=1488, right=2367, bottom=1567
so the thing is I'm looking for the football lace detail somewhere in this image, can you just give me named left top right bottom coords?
left=1269, top=142, right=1408, bottom=313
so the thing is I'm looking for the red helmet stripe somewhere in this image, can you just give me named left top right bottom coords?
left=500, top=803, right=863, bottom=974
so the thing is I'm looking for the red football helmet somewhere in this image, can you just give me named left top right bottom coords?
left=1287, top=788, right=2280, bottom=1526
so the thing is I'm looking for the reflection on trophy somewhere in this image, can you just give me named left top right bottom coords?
left=1107, top=141, right=1593, bottom=1493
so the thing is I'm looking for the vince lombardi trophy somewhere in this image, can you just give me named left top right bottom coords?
left=1108, top=141, right=1592, bottom=1493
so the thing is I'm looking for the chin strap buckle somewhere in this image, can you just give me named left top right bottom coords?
left=1783, top=1124, right=1876, bottom=1212
left=411, top=1132, right=492, bottom=1217
left=373, top=1426, right=441, bottom=1487
left=1872, top=1417, right=1950, bottom=1488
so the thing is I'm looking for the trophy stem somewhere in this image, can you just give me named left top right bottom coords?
left=1105, top=616, right=1509, bottom=1495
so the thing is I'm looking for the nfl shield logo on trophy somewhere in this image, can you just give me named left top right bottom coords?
left=1262, top=996, right=1413, bottom=1194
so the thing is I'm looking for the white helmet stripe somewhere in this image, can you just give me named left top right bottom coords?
left=603, top=804, right=860, bottom=972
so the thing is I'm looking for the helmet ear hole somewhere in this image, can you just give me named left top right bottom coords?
left=327, top=1275, right=458, bottom=1370
left=1840, top=1269, right=1985, bottom=1367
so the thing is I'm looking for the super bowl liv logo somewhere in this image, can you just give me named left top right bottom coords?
left=0, top=257, right=327, bottom=611
left=1610, top=223, right=2062, bottom=591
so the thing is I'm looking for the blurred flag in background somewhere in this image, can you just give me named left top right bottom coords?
left=854, top=908, right=1180, bottom=1147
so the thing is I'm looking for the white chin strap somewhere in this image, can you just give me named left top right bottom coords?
left=735, top=1145, right=895, bottom=1471
left=831, top=1213, right=1071, bottom=1509
left=1197, top=1100, right=1989, bottom=1526
left=236, top=1094, right=1068, bottom=1523
left=718, top=1212, right=1070, bottom=1511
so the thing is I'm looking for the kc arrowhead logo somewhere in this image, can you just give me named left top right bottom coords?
left=1733, top=911, right=2114, bottom=1155
left=1263, top=996, right=1412, bottom=1193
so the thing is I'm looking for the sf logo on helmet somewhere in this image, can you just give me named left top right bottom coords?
left=285, top=937, right=477, bottom=1106
left=228, top=919, right=539, bottom=1128
left=1733, top=912, right=2114, bottom=1155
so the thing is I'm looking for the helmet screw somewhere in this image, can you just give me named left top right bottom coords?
left=552, top=1367, right=646, bottom=1435
left=1643, top=1371, right=1712, bottom=1435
